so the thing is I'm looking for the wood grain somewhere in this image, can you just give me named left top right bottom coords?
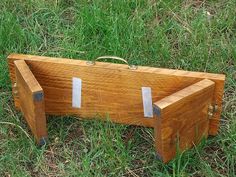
left=153, top=79, right=215, bottom=163
left=8, top=54, right=225, bottom=134
left=14, top=60, right=47, bottom=145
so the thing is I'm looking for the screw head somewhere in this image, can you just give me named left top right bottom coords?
left=86, top=61, right=95, bottom=65
left=129, top=65, right=138, bottom=70
left=208, top=112, right=213, bottom=117
left=208, top=105, right=214, bottom=111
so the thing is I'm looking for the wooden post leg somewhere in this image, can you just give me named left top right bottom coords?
left=14, top=60, right=47, bottom=145
left=153, top=79, right=215, bottom=163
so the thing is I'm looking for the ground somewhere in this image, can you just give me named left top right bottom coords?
left=0, top=0, right=235, bottom=176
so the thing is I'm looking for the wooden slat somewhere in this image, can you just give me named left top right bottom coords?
left=8, top=54, right=225, bottom=134
left=153, top=79, right=215, bottom=163
left=14, top=60, right=47, bottom=145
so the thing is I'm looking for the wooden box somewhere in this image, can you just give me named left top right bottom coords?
left=8, top=54, right=225, bottom=163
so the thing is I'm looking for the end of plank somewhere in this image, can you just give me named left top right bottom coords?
left=33, top=92, right=44, bottom=102
left=153, top=105, right=161, bottom=118
left=156, top=152, right=164, bottom=162
left=38, top=137, right=48, bottom=146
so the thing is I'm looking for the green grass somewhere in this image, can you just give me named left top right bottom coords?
left=0, top=0, right=235, bottom=176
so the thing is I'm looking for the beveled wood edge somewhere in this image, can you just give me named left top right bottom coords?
left=8, top=53, right=226, bottom=81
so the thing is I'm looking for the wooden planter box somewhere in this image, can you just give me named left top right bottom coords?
left=8, top=54, right=225, bottom=163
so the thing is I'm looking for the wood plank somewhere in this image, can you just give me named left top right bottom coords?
left=14, top=60, right=47, bottom=145
left=8, top=54, right=225, bottom=134
left=153, top=79, right=215, bottom=163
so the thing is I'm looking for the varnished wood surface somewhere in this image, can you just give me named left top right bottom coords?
left=14, top=60, right=47, bottom=144
left=8, top=54, right=225, bottom=134
left=154, top=79, right=215, bottom=163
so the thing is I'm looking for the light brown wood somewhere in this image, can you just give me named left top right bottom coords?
left=153, top=79, right=215, bottom=163
left=14, top=60, right=47, bottom=145
left=8, top=54, right=225, bottom=134
left=8, top=54, right=226, bottom=162
left=8, top=54, right=225, bottom=135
